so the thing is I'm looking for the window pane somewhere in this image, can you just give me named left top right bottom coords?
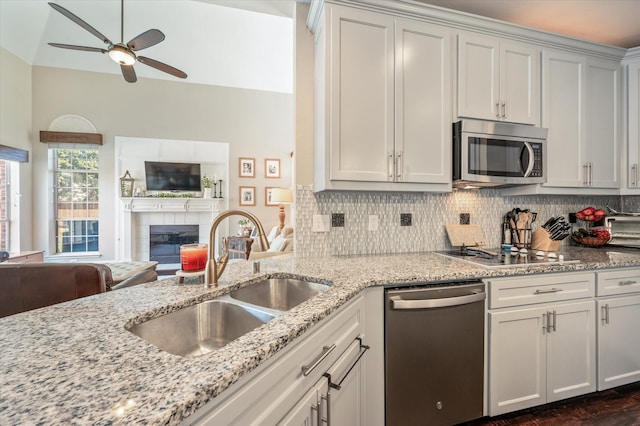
left=53, top=148, right=99, bottom=254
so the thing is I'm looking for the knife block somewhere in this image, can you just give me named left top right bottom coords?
left=531, top=228, right=562, bottom=252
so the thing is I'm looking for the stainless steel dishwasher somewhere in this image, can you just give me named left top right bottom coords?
left=385, top=281, right=485, bottom=426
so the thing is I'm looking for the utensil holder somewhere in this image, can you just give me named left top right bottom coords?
left=531, top=228, right=562, bottom=252
left=512, top=226, right=532, bottom=249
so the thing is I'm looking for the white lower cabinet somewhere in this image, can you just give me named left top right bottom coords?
left=181, top=292, right=376, bottom=425
left=486, top=273, right=597, bottom=416
left=596, top=268, right=640, bottom=390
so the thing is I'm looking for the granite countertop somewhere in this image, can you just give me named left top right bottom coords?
left=1, top=247, right=639, bottom=425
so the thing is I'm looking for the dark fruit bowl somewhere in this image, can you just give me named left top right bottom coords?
left=571, top=235, right=610, bottom=247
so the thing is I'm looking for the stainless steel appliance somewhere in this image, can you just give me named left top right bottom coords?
left=605, top=216, right=640, bottom=248
left=385, top=282, right=485, bottom=425
left=453, top=119, right=547, bottom=188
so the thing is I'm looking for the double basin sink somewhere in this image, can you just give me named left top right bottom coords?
left=128, top=278, right=330, bottom=357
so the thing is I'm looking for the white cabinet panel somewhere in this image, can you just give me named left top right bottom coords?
left=628, top=60, right=640, bottom=189
left=597, top=294, right=640, bottom=390
left=586, top=58, right=620, bottom=188
left=542, top=50, right=586, bottom=188
left=458, top=34, right=539, bottom=125
left=395, top=19, right=452, bottom=184
left=329, top=6, right=394, bottom=182
left=546, top=301, right=596, bottom=402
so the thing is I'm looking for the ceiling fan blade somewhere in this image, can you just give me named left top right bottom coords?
left=48, top=43, right=107, bottom=54
left=127, top=29, right=165, bottom=52
left=120, top=64, right=137, bottom=83
left=48, top=3, right=112, bottom=45
left=137, top=56, right=187, bottom=79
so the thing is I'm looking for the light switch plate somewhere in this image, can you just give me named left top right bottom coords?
left=312, top=215, right=330, bottom=232
left=368, top=215, right=379, bottom=231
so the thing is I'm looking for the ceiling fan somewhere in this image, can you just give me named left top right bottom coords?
left=47, top=0, right=187, bottom=83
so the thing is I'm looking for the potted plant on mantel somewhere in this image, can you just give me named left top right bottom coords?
left=201, top=175, right=213, bottom=198
left=238, top=219, right=252, bottom=236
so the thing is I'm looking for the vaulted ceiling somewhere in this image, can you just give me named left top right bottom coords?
left=1, top=0, right=638, bottom=94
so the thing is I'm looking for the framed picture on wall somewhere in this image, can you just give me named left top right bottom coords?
left=239, top=157, right=255, bottom=178
left=265, top=187, right=278, bottom=206
left=265, top=158, right=280, bottom=178
left=239, top=186, right=256, bottom=206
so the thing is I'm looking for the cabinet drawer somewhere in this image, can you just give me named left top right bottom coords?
left=187, top=294, right=365, bottom=425
left=486, top=272, right=595, bottom=309
left=596, top=268, right=640, bottom=296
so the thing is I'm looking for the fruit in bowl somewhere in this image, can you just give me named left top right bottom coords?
left=571, top=227, right=610, bottom=247
left=575, top=206, right=606, bottom=222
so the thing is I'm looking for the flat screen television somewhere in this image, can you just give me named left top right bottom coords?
left=144, top=161, right=201, bottom=191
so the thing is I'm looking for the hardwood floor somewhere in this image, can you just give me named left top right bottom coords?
left=464, top=382, right=640, bottom=425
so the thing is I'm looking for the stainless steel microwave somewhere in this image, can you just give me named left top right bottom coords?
left=453, top=119, right=548, bottom=188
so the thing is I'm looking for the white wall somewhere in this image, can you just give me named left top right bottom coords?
left=30, top=66, right=293, bottom=259
left=0, top=48, right=33, bottom=251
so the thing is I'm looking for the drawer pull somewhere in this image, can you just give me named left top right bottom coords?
left=619, top=280, right=637, bottom=286
left=601, top=304, right=610, bottom=325
left=534, top=288, right=563, bottom=294
left=302, top=344, right=336, bottom=377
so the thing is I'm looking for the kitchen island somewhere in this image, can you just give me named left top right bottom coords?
left=1, top=247, right=639, bottom=425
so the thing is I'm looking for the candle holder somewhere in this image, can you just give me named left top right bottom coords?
left=212, top=182, right=218, bottom=198
left=217, top=179, right=224, bottom=198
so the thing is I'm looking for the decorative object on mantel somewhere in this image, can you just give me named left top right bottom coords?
left=238, top=219, right=253, bottom=237
left=120, top=170, right=134, bottom=197
left=270, top=187, right=293, bottom=231
left=239, top=158, right=255, bottom=178
left=201, top=175, right=213, bottom=198
left=239, top=186, right=256, bottom=206
left=217, top=179, right=224, bottom=198
left=265, top=158, right=280, bottom=178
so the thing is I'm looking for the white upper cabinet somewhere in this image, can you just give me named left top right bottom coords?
left=627, top=57, right=640, bottom=189
left=541, top=49, right=587, bottom=188
left=585, top=58, right=621, bottom=188
left=312, top=3, right=452, bottom=192
left=458, top=33, right=540, bottom=125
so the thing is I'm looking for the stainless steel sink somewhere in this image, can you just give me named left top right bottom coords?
left=230, top=278, right=330, bottom=311
left=128, top=300, right=276, bottom=357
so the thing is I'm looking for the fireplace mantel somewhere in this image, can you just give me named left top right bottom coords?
left=121, top=197, right=224, bottom=213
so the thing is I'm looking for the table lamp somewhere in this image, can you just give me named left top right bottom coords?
left=270, top=188, right=293, bottom=232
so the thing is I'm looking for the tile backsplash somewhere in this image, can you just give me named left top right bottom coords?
left=294, top=185, right=635, bottom=258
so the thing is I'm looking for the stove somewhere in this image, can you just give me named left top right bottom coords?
left=435, top=248, right=580, bottom=269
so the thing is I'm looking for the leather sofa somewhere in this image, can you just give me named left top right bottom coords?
left=0, top=263, right=158, bottom=318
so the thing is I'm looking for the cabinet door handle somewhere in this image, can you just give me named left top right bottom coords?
left=496, top=102, right=501, bottom=118
left=543, top=312, right=549, bottom=333
left=311, top=402, right=320, bottom=425
left=501, top=101, right=507, bottom=118
left=589, top=162, right=593, bottom=186
left=534, top=288, right=563, bottom=294
left=388, top=153, right=394, bottom=180
left=302, top=344, right=336, bottom=376
left=551, top=310, right=557, bottom=332
left=583, top=163, right=589, bottom=186
left=619, top=280, right=637, bottom=286
left=632, top=164, right=638, bottom=187
left=324, top=337, right=369, bottom=391
left=601, top=304, right=610, bottom=325
left=320, top=393, right=330, bottom=425
left=396, top=152, right=403, bottom=180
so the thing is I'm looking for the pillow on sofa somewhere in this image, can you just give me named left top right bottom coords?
left=268, top=234, right=289, bottom=252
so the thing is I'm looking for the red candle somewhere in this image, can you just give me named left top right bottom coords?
left=180, top=244, right=208, bottom=272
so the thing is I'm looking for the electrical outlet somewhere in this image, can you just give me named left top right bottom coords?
left=331, top=213, right=345, bottom=227
left=460, top=213, right=470, bottom=225
left=312, top=215, right=330, bottom=232
left=400, top=213, right=412, bottom=226
left=368, top=215, right=379, bottom=231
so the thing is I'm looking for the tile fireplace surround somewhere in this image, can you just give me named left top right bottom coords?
left=119, top=198, right=223, bottom=261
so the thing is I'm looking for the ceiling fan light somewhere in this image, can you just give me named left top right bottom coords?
left=108, top=45, right=135, bottom=65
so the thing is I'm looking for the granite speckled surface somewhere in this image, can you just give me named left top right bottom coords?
left=1, top=247, right=639, bottom=425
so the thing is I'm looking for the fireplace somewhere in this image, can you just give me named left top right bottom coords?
left=149, top=225, right=199, bottom=264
